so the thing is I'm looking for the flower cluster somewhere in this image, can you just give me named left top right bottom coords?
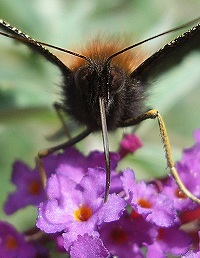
left=2, top=132, right=200, bottom=257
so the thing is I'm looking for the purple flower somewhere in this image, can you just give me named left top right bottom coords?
left=56, top=147, right=119, bottom=183
left=4, top=147, right=120, bottom=215
left=36, top=167, right=126, bottom=251
left=182, top=232, right=200, bottom=257
left=5, top=130, right=200, bottom=256
left=70, top=234, right=110, bottom=258
left=183, top=250, right=200, bottom=258
left=161, top=176, right=195, bottom=212
left=0, top=221, right=36, bottom=258
left=118, top=133, right=142, bottom=158
left=158, top=129, right=200, bottom=214
left=179, top=206, right=200, bottom=225
left=4, top=155, right=57, bottom=214
left=146, top=227, right=191, bottom=257
left=121, top=169, right=178, bottom=227
left=175, top=129, right=200, bottom=199
left=99, top=211, right=157, bottom=258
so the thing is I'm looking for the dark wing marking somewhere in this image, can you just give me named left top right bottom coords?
left=131, top=23, right=200, bottom=83
left=0, top=19, right=72, bottom=75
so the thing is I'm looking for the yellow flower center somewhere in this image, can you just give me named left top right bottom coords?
left=175, top=188, right=186, bottom=199
left=74, top=205, right=92, bottom=221
left=28, top=180, right=42, bottom=195
left=137, top=198, right=152, bottom=208
left=110, top=228, right=128, bottom=244
left=157, top=228, right=165, bottom=240
left=5, top=235, right=18, bottom=250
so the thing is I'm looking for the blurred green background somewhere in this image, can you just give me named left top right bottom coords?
left=0, top=0, right=200, bottom=252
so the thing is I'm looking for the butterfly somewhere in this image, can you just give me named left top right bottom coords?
left=0, top=17, right=200, bottom=203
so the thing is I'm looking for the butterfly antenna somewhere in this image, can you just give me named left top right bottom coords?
left=105, top=16, right=200, bottom=64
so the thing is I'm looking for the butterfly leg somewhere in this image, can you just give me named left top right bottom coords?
left=53, top=102, right=72, bottom=139
left=120, top=109, right=200, bottom=204
left=37, top=128, right=91, bottom=187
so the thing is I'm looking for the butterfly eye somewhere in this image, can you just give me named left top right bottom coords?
left=109, top=67, right=126, bottom=93
left=74, top=67, right=91, bottom=96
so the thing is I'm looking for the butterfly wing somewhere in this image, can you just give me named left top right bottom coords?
left=0, top=19, right=71, bottom=75
left=131, top=23, right=200, bottom=83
